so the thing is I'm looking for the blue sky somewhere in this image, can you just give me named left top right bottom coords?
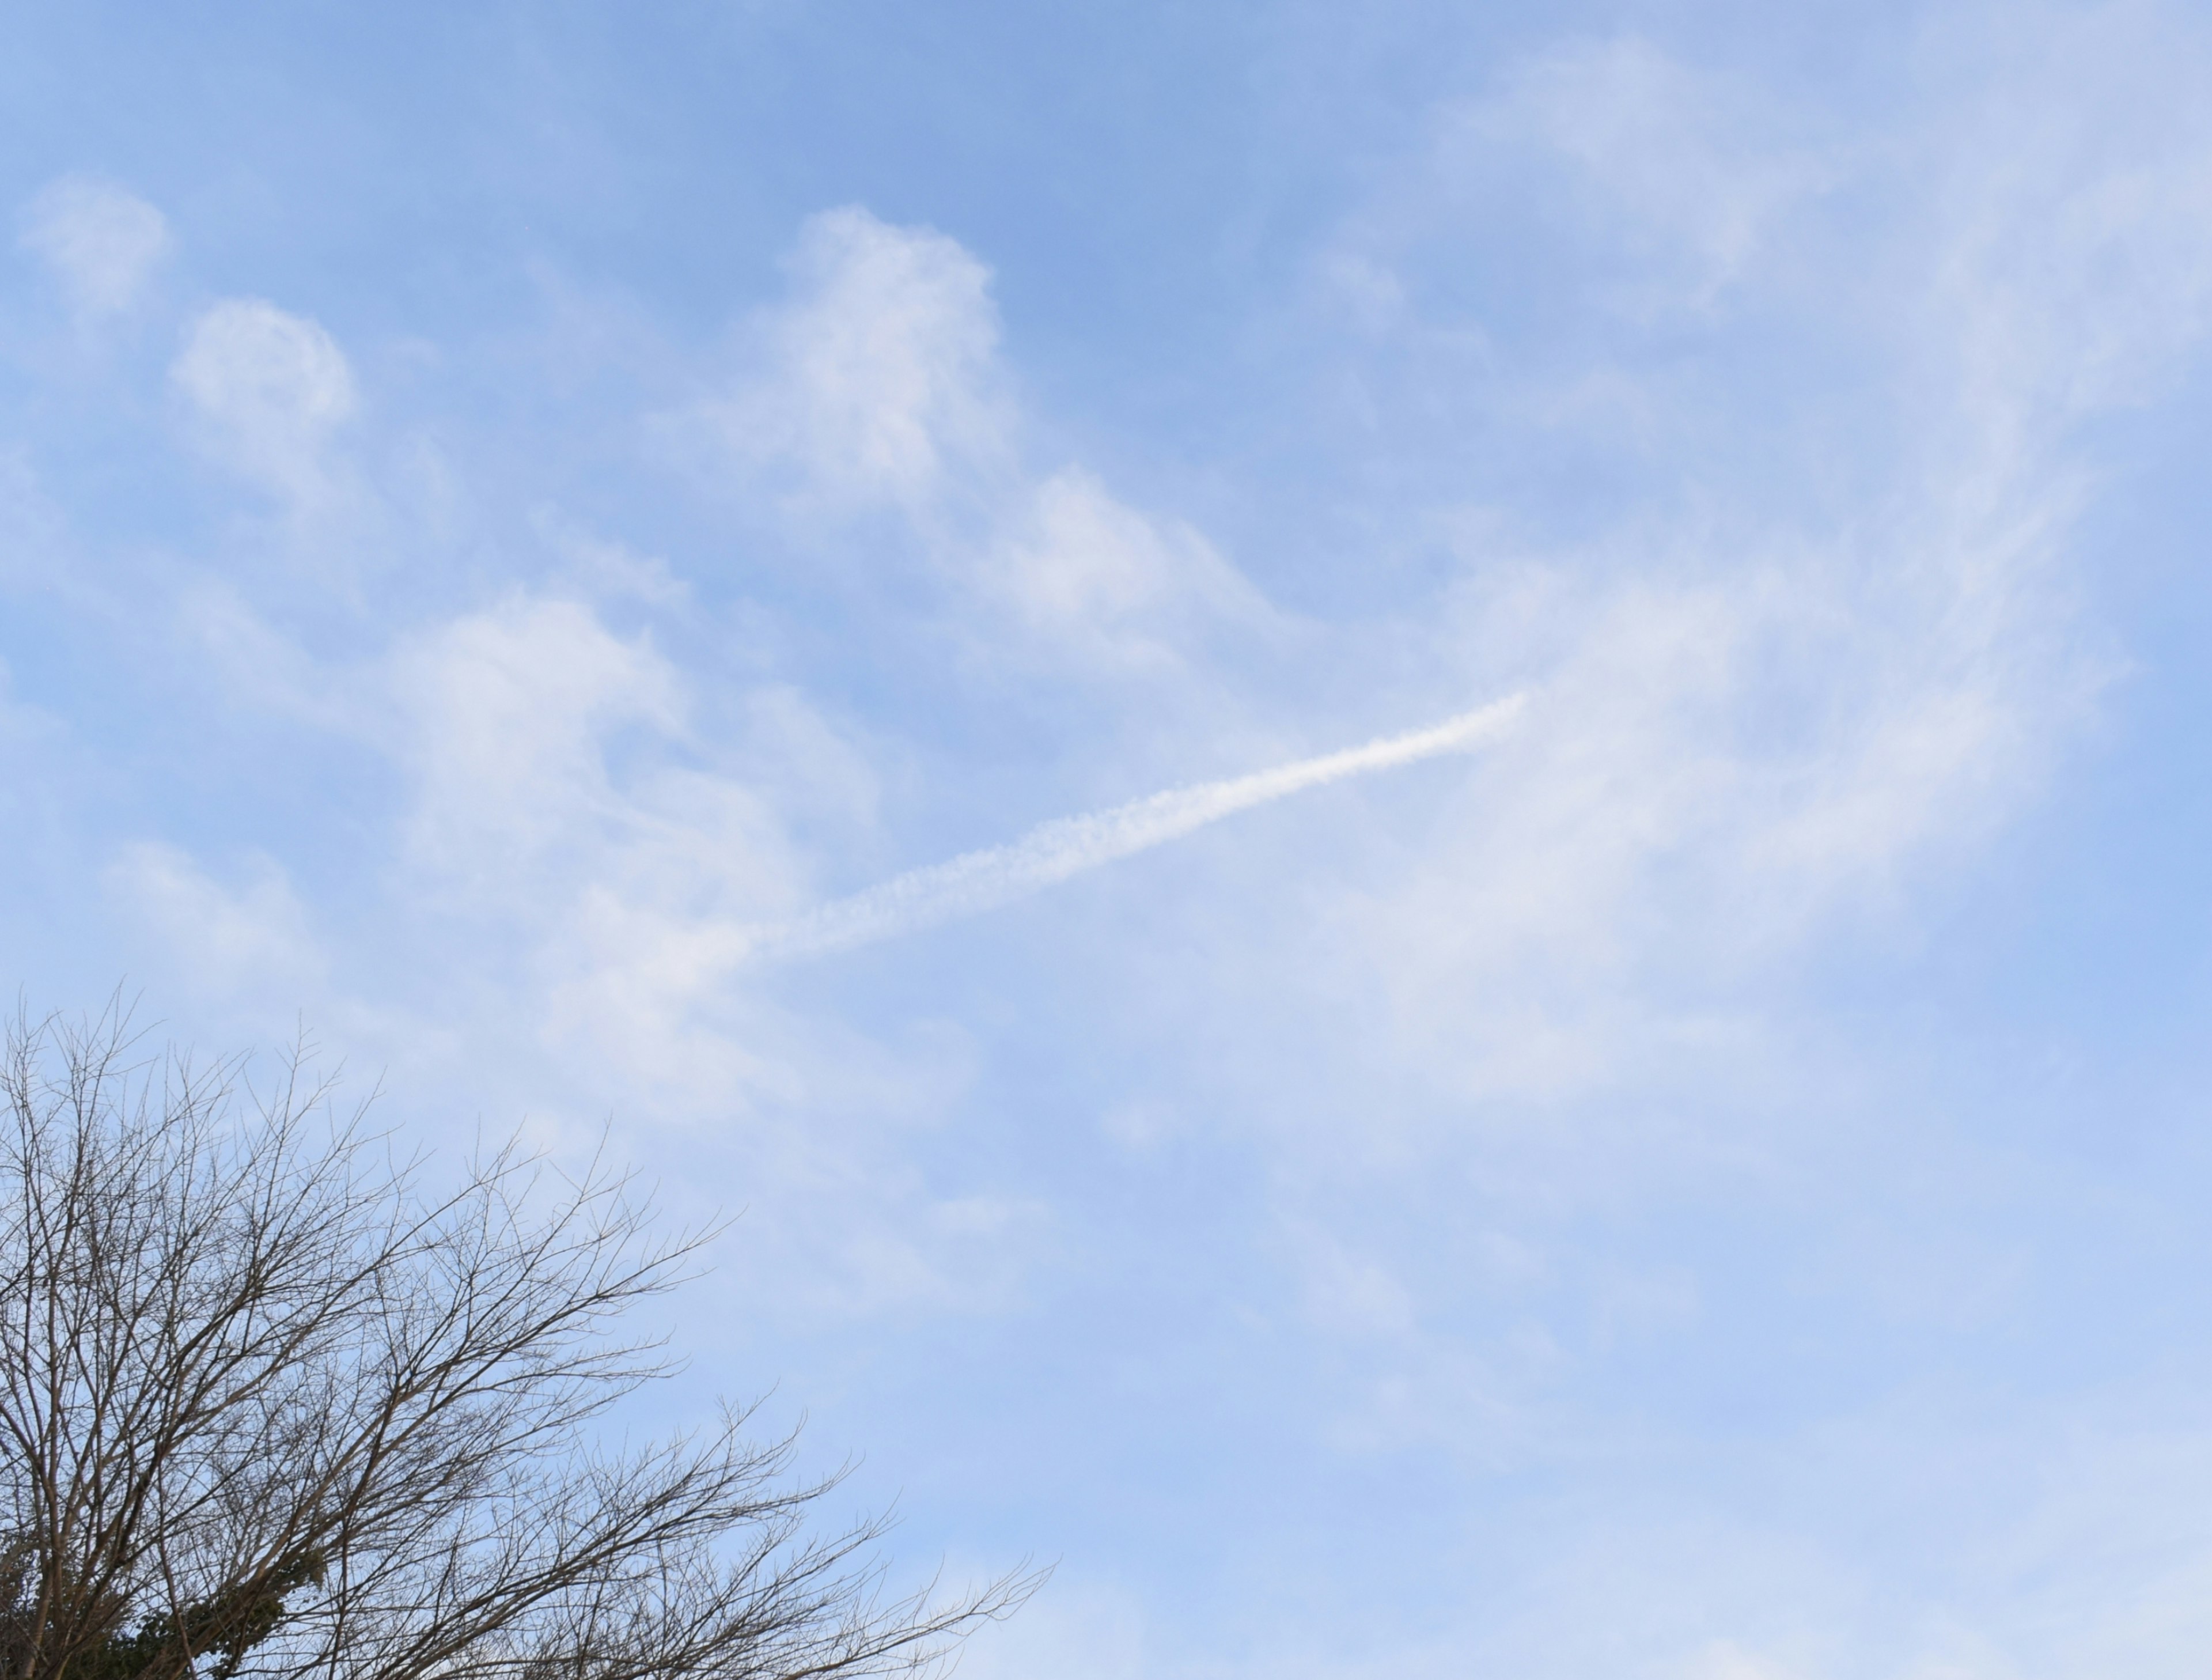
left=10, top=2, right=2212, bottom=1674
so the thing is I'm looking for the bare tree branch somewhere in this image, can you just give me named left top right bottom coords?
left=0, top=1010, right=1040, bottom=1680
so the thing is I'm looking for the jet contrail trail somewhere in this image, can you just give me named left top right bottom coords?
left=739, top=692, right=1527, bottom=964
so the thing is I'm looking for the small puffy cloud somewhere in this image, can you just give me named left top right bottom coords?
left=702, top=205, right=1013, bottom=511
left=387, top=594, right=685, bottom=882
left=172, top=298, right=356, bottom=501
left=17, top=175, right=170, bottom=317
left=988, top=467, right=1268, bottom=660
left=688, top=207, right=1274, bottom=669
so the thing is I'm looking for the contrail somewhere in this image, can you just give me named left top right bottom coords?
left=738, top=692, right=1527, bottom=964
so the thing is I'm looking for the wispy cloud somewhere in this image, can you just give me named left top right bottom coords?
left=747, top=694, right=1528, bottom=963
left=17, top=175, right=169, bottom=319
left=680, top=206, right=1274, bottom=672
left=172, top=298, right=356, bottom=506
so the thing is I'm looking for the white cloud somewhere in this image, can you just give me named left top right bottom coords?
left=387, top=594, right=691, bottom=886
left=127, top=581, right=1036, bottom=1320
left=531, top=506, right=691, bottom=606
left=107, top=843, right=324, bottom=1001
left=987, top=466, right=1272, bottom=664
left=1043, top=20, right=2212, bottom=1526
left=382, top=597, right=837, bottom=1072
left=684, top=207, right=1274, bottom=669
left=1225, top=21, right=2212, bottom=1133
left=700, top=204, right=1013, bottom=512
left=1915, top=7, right=2212, bottom=471
left=17, top=175, right=170, bottom=317
left=172, top=298, right=356, bottom=502
left=1363, top=554, right=2052, bottom=1102
left=1459, top=35, right=1834, bottom=310
left=162, top=583, right=852, bottom=1106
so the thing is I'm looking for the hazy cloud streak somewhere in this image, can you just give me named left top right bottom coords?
left=748, top=694, right=1528, bottom=962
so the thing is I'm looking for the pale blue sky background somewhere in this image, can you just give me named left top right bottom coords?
left=9, top=3, right=2212, bottom=1675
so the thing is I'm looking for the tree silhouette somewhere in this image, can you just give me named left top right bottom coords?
left=0, top=1011, right=1033, bottom=1680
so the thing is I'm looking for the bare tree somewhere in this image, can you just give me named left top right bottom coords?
left=0, top=1010, right=1034, bottom=1680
